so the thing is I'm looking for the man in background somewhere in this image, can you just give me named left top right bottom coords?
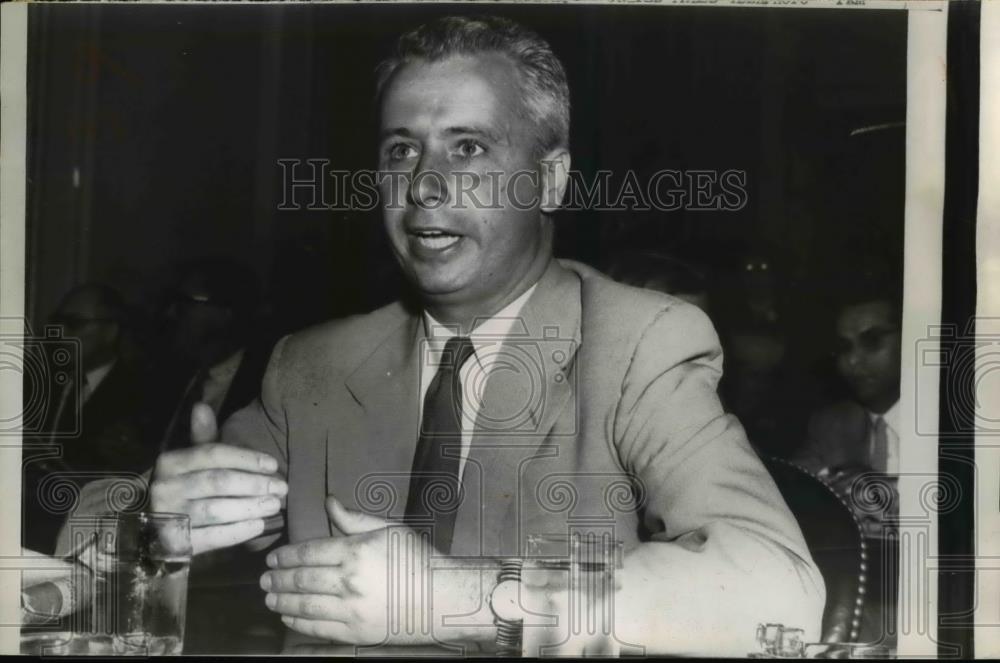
left=793, top=274, right=902, bottom=649
left=794, top=279, right=902, bottom=481
left=153, top=258, right=274, bottom=452
left=149, top=258, right=283, bottom=652
left=22, top=284, right=152, bottom=553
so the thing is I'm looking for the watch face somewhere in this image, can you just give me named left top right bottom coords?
left=491, top=579, right=523, bottom=622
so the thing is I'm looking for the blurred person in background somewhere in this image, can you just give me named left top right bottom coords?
left=794, top=271, right=902, bottom=492
left=793, top=266, right=902, bottom=650
left=713, top=247, right=812, bottom=459
left=147, top=257, right=283, bottom=651
left=22, top=283, right=153, bottom=554
left=151, top=257, right=275, bottom=452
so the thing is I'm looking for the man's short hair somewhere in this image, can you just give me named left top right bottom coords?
left=173, top=257, right=261, bottom=320
left=55, top=283, right=129, bottom=327
left=375, top=15, right=571, bottom=157
left=832, top=266, right=903, bottom=324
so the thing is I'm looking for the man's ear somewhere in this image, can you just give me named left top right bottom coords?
left=539, top=148, right=571, bottom=214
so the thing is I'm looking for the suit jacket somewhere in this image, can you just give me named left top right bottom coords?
left=152, top=333, right=278, bottom=452
left=793, top=400, right=874, bottom=475
left=218, top=337, right=276, bottom=424
left=23, top=356, right=159, bottom=554
left=222, top=258, right=825, bottom=654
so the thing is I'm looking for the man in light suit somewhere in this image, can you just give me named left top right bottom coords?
left=140, top=15, right=824, bottom=655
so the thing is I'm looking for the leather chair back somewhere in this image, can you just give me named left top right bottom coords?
left=762, top=456, right=867, bottom=643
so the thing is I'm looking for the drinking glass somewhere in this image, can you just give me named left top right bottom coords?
left=522, top=533, right=624, bottom=657
left=43, top=512, right=192, bottom=655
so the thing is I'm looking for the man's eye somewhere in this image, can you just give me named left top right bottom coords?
left=387, top=144, right=417, bottom=161
left=832, top=340, right=853, bottom=357
left=455, top=140, right=486, bottom=159
left=858, top=329, right=893, bottom=352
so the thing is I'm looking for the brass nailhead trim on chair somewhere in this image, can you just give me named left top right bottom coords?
left=767, top=457, right=868, bottom=642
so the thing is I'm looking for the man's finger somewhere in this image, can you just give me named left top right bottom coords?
left=19, top=551, right=75, bottom=587
left=190, top=403, right=218, bottom=445
left=326, top=497, right=387, bottom=535
left=157, top=444, right=281, bottom=479
left=187, top=496, right=282, bottom=527
left=280, top=616, right=355, bottom=644
left=158, top=469, right=287, bottom=500
left=191, top=519, right=266, bottom=555
left=261, top=567, right=349, bottom=595
left=266, top=592, right=354, bottom=622
left=267, top=538, right=353, bottom=569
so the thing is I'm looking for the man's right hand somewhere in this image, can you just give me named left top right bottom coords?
left=149, top=403, right=287, bottom=554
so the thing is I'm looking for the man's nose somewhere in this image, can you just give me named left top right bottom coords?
left=843, top=349, right=864, bottom=369
left=408, top=156, right=450, bottom=209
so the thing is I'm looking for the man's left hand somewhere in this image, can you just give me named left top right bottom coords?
left=261, top=497, right=435, bottom=645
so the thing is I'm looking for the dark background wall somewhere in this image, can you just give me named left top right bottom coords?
left=26, top=3, right=906, bottom=446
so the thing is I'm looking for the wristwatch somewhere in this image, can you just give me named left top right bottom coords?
left=488, top=559, right=524, bottom=655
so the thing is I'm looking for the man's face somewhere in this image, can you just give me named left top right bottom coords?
left=52, top=293, right=118, bottom=372
left=164, top=278, right=234, bottom=365
left=378, top=54, right=554, bottom=310
left=834, top=300, right=901, bottom=412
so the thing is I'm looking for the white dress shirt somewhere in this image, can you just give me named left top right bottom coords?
left=419, top=284, right=537, bottom=480
left=868, top=399, right=900, bottom=475
left=200, top=348, right=246, bottom=417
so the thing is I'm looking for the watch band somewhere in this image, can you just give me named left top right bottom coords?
left=494, top=559, right=524, bottom=656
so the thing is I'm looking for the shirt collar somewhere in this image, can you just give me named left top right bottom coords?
left=422, top=283, right=538, bottom=368
left=208, top=348, right=245, bottom=380
left=869, top=399, right=901, bottom=435
left=85, top=360, right=116, bottom=391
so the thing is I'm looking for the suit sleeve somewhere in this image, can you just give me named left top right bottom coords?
left=613, top=301, right=826, bottom=656
left=220, top=335, right=290, bottom=474
left=219, top=335, right=291, bottom=544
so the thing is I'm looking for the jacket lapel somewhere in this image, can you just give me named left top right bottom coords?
left=451, top=260, right=583, bottom=556
left=341, top=314, right=423, bottom=520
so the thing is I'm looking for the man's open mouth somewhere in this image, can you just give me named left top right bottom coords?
left=409, top=229, right=462, bottom=250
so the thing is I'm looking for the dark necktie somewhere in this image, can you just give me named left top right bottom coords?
left=160, top=367, right=208, bottom=453
left=870, top=415, right=889, bottom=473
left=404, top=336, right=475, bottom=554
left=41, top=378, right=75, bottom=473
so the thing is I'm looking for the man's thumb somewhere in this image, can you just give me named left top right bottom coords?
left=190, top=403, right=218, bottom=444
left=326, top=497, right=386, bottom=535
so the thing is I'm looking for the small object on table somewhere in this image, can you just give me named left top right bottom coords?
left=751, top=623, right=806, bottom=658
left=19, top=547, right=94, bottom=626
left=750, top=623, right=896, bottom=659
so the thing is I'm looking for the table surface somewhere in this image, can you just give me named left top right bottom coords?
left=20, top=633, right=465, bottom=657
left=21, top=544, right=901, bottom=657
